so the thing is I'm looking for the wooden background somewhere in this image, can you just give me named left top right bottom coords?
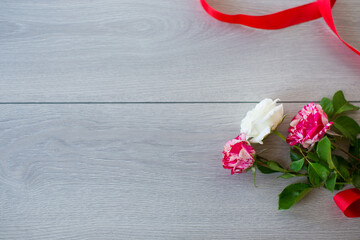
left=1, top=0, right=359, bottom=239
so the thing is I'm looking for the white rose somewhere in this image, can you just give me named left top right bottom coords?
left=240, top=98, right=284, bottom=144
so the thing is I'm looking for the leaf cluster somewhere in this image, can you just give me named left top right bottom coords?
left=256, top=91, right=360, bottom=210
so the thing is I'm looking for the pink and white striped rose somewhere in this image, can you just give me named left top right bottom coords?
left=286, top=103, right=333, bottom=149
left=222, top=133, right=256, bottom=174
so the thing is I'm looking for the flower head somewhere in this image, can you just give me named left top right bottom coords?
left=222, top=133, right=256, bottom=174
left=286, top=103, right=333, bottom=148
left=241, top=98, right=284, bottom=144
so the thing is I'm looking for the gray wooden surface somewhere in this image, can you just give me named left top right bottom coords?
left=0, top=0, right=360, bottom=239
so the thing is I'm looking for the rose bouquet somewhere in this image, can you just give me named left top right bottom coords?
left=223, top=91, right=360, bottom=216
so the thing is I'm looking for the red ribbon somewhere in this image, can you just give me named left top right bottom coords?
left=201, top=2, right=360, bottom=215
left=200, top=0, right=359, bottom=56
left=334, top=188, right=360, bottom=217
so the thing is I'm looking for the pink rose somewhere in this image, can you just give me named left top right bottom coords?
left=222, top=133, right=256, bottom=174
left=286, top=103, right=333, bottom=149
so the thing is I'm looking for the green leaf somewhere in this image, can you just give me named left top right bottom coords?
left=311, top=163, right=330, bottom=180
left=307, top=152, right=320, bottom=162
left=332, top=155, right=339, bottom=168
left=278, top=173, right=296, bottom=179
left=335, top=183, right=345, bottom=191
left=325, top=173, right=337, bottom=193
left=290, top=158, right=304, bottom=172
left=338, top=164, right=350, bottom=180
left=333, top=90, right=359, bottom=115
left=333, top=116, right=360, bottom=145
left=337, top=103, right=360, bottom=115
left=290, top=148, right=303, bottom=162
left=333, top=91, right=347, bottom=111
left=352, top=170, right=360, bottom=189
left=278, top=183, right=313, bottom=210
left=308, top=167, right=321, bottom=187
left=349, top=139, right=360, bottom=165
left=308, top=162, right=330, bottom=187
left=333, top=155, right=351, bottom=181
left=278, top=173, right=306, bottom=179
left=308, top=151, right=328, bottom=167
left=316, top=136, right=334, bottom=169
left=332, top=155, right=349, bottom=167
left=265, top=161, right=287, bottom=173
left=320, top=97, right=334, bottom=119
left=257, top=165, right=277, bottom=174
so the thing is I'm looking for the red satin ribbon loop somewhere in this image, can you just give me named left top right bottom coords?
left=334, top=188, right=360, bottom=218
left=316, top=0, right=360, bottom=55
left=200, top=0, right=359, bottom=55
left=201, top=1, right=360, bottom=217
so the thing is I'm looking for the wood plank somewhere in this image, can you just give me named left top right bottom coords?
left=0, top=0, right=359, bottom=102
left=0, top=103, right=359, bottom=239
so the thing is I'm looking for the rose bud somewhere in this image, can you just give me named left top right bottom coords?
left=241, top=98, right=284, bottom=144
left=286, top=103, right=333, bottom=149
left=222, top=133, right=256, bottom=174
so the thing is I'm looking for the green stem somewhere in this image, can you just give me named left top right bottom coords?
left=252, top=167, right=257, bottom=188
left=298, top=148, right=311, bottom=163
left=273, top=129, right=286, bottom=142
left=271, top=130, right=311, bottom=164
left=334, top=167, right=347, bottom=182
left=301, top=148, right=347, bottom=181
left=255, top=156, right=307, bottom=176
left=294, top=173, right=307, bottom=177
left=294, top=145, right=303, bottom=153
left=254, top=159, right=269, bottom=168
left=331, top=142, right=360, bottom=163
left=335, top=182, right=350, bottom=185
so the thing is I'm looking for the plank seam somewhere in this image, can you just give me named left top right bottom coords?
left=0, top=101, right=360, bottom=105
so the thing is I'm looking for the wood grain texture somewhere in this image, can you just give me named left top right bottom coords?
left=1, top=1, right=360, bottom=239
left=0, top=0, right=360, bottom=102
left=0, top=104, right=359, bottom=239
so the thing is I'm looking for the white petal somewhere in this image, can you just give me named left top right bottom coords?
left=240, top=98, right=284, bottom=144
